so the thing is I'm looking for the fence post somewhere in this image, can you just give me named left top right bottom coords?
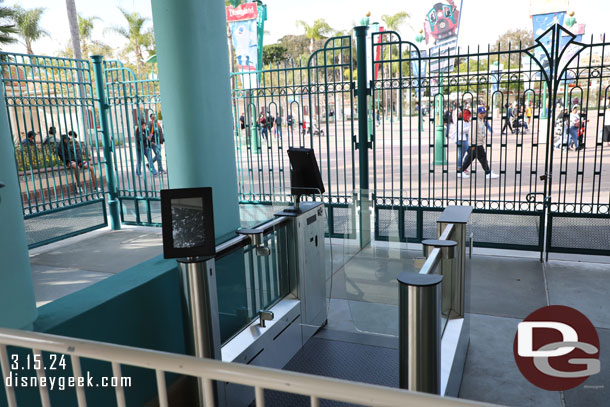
left=354, top=26, right=371, bottom=248
left=91, top=55, right=121, bottom=230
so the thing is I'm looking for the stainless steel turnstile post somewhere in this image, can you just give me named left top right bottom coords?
left=178, top=258, right=223, bottom=407
left=397, top=272, right=443, bottom=394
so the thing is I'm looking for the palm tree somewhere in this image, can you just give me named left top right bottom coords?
left=64, top=0, right=82, bottom=60
left=0, top=1, right=17, bottom=48
left=380, top=12, right=411, bottom=33
left=78, top=14, right=101, bottom=57
left=380, top=12, right=412, bottom=115
left=297, top=19, right=333, bottom=54
left=13, top=6, right=48, bottom=55
left=107, top=8, right=154, bottom=75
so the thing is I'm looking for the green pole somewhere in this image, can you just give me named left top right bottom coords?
left=252, top=3, right=267, bottom=154
left=91, top=55, right=121, bottom=230
left=434, top=73, right=446, bottom=165
left=250, top=92, right=259, bottom=153
left=355, top=26, right=371, bottom=248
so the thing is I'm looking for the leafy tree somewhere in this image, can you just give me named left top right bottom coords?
left=297, top=19, right=333, bottom=54
left=381, top=11, right=410, bottom=33
left=78, top=14, right=102, bottom=57
left=107, top=8, right=154, bottom=75
left=0, top=1, right=17, bottom=48
left=262, top=43, right=288, bottom=65
left=493, top=28, right=534, bottom=68
left=13, top=6, right=48, bottom=54
left=278, top=34, right=311, bottom=61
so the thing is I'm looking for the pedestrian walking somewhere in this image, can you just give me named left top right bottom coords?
left=258, top=112, right=268, bottom=141
left=461, top=106, right=499, bottom=179
left=501, top=102, right=514, bottom=134
left=135, top=120, right=157, bottom=176
left=568, top=105, right=581, bottom=150
left=450, top=107, right=471, bottom=177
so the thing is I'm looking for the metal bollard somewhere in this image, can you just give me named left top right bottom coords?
left=397, top=272, right=443, bottom=394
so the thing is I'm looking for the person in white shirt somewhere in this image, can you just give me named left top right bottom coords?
left=450, top=107, right=472, bottom=177
left=568, top=105, right=581, bottom=150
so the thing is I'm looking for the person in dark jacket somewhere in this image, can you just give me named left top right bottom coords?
left=149, top=113, right=166, bottom=173
left=135, top=120, right=157, bottom=176
left=56, top=133, right=98, bottom=193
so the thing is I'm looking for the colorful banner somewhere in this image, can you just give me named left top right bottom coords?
left=532, top=12, right=566, bottom=73
left=422, top=0, right=463, bottom=73
left=227, top=3, right=259, bottom=88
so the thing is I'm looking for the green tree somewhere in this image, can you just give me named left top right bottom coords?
left=296, top=19, right=333, bottom=54
left=78, top=14, right=101, bottom=57
left=262, top=44, right=288, bottom=66
left=0, top=1, right=17, bottom=48
left=13, top=6, right=48, bottom=55
left=494, top=28, right=534, bottom=68
left=107, top=8, right=154, bottom=75
left=381, top=11, right=410, bottom=33
left=278, top=34, right=311, bottom=61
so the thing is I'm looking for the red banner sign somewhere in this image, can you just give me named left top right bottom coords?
left=226, top=3, right=257, bottom=22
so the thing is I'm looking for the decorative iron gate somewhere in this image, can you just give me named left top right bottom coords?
left=103, top=60, right=167, bottom=226
left=232, top=36, right=357, bottom=237
left=1, top=52, right=107, bottom=248
left=370, top=24, right=610, bottom=257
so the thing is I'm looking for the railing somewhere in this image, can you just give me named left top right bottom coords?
left=0, top=327, right=499, bottom=407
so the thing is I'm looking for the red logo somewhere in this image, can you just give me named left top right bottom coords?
left=513, top=305, right=600, bottom=391
left=226, top=3, right=257, bottom=22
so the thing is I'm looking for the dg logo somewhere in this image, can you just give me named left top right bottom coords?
left=513, top=305, right=601, bottom=391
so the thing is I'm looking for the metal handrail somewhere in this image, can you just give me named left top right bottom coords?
left=215, top=215, right=290, bottom=260
left=0, top=328, right=499, bottom=407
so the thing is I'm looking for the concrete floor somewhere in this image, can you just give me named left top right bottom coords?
left=28, top=226, right=163, bottom=307
left=27, top=228, right=610, bottom=406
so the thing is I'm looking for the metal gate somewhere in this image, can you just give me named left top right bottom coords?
left=370, top=24, right=610, bottom=256
left=1, top=52, right=107, bottom=248
left=232, top=36, right=357, bottom=238
left=103, top=60, right=167, bottom=226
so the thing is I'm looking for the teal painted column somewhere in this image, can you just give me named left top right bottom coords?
left=150, top=0, right=241, bottom=239
left=0, top=92, right=37, bottom=329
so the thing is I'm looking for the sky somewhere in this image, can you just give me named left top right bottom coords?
left=3, top=0, right=609, bottom=57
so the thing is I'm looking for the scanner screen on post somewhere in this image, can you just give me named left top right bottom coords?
left=161, top=187, right=215, bottom=259
left=171, top=197, right=206, bottom=249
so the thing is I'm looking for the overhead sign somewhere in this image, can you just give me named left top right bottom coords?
left=422, top=0, right=463, bottom=73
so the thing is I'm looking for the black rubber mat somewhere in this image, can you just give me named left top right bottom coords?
left=250, top=336, right=399, bottom=407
